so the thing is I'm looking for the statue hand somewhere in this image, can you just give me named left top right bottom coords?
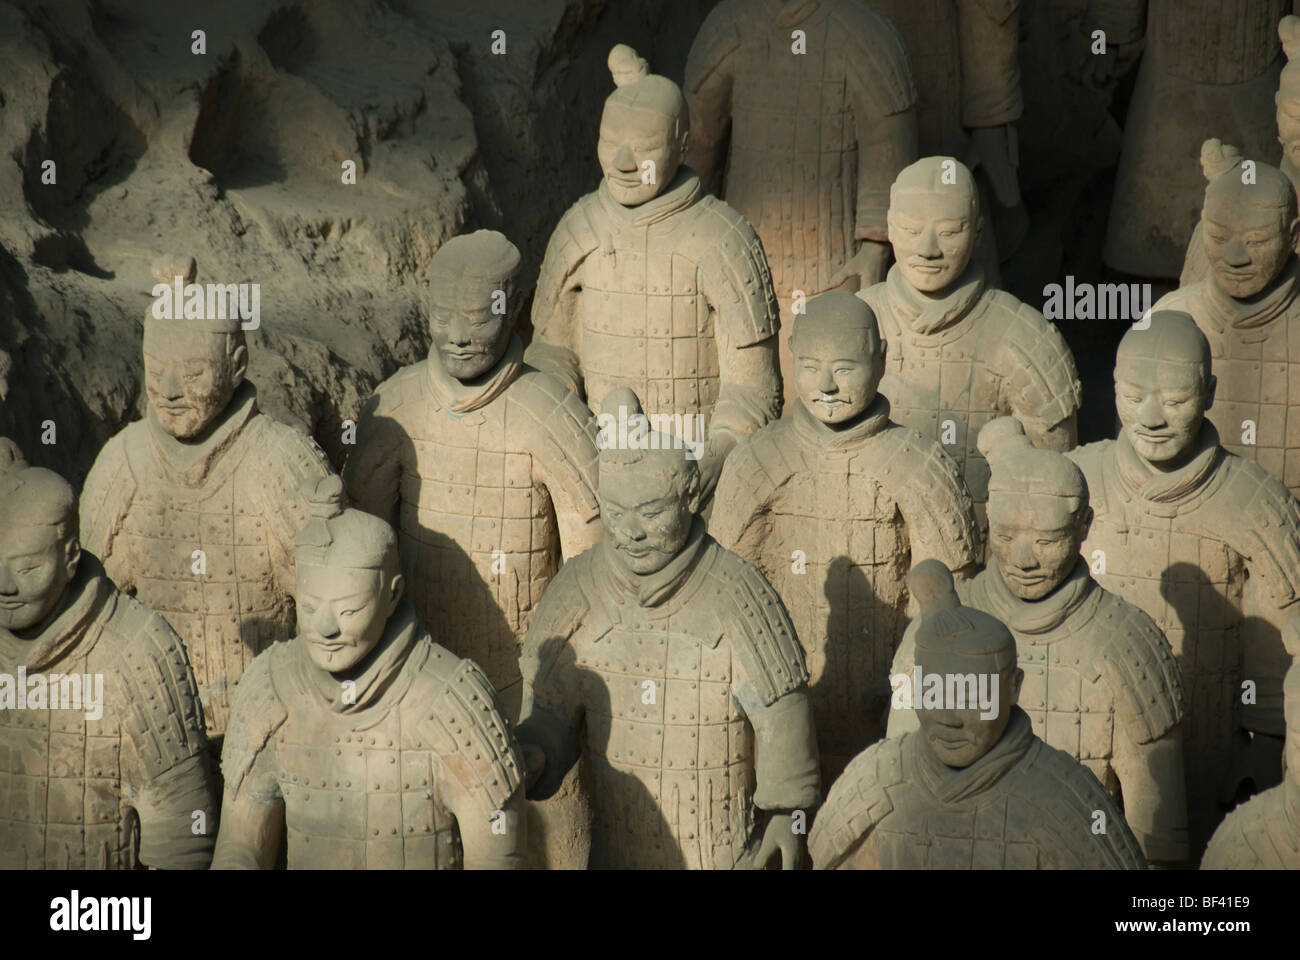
left=828, top=241, right=890, bottom=292
left=755, top=812, right=804, bottom=870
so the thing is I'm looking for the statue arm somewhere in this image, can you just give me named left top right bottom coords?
left=132, top=753, right=218, bottom=869
left=342, top=393, right=406, bottom=528
left=528, top=385, right=603, bottom=560
left=1110, top=723, right=1190, bottom=868
left=516, top=629, right=584, bottom=801
left=956, top=0, right=1023, bottom=130
left=683, top=1, right=739, bottom=196
left=734, top=681, right=820, bottom=813
left=442, top=774, right=526, bottom=870
left=210, top=780, right=285, bottom=870
left=884, top=622, right=921, bottom=737
left=526, top=211, right=591, bottom=397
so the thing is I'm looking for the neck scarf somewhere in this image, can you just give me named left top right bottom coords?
left=0, top=553, right=111, bottom=672
left=977, top=558, right=1096, bottom=638
left=911, top=706, right=1035, bottom=803
left=426, top=334, right=524, bottom=415
left=299, top=599, right=421, bottom=714
left=599, top=516, right=710, bottom=609
left=791, top=393, right=891, bottom=452
left=145, top=379, right=258, bottom=486
left=885, top=260, right=986, bottom=336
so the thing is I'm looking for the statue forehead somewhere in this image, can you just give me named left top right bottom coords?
left=0, top=520, right=62, bottom=554
left=889, top=188, right=972, bottom=218
left=915, top=643, right=1009, bottom=676
left=143, top=321, right=227, bottom=358
left=1203, top=178, right=1291, bottom=217
left=599, top=457, right=686, bottom=499
left=791, top=295, right=879, bottom=347
left=601, top=95, right=678, bottom=131
left=987, top=490, right=1078, bottom=529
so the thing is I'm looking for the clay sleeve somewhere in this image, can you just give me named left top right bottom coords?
left=131, top=753, right=217, bottom=869
left=707, top=444, right=775, bottom=559
left=884, top=621, right=922, bottom=737
left=737, top=684, right=821, bottom=811
left=517, top=623, right=586, bottom=800
left=249, top=419, right=335, bottom=598
left=844, top=13, right=919, bottom=242
left=527, top=204, right=595, bottom=397
left=683, top=0, right=740, bottom=197
left=436, top=771, right=526, bottom=869
left=1085, top=0, right=1148, bottom=46
left=342, top=393, right=407, bottom=529
left=956, top=0, right=1024, bottom=129
left=77, top=432, right=136, bottom=571
left=711, top=334, right=783, bottom=441
left=1109, top=724, right=1191, bottom=867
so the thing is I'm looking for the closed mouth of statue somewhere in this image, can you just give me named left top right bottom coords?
left=908, top=262, right=945, bottom=273
left=620, top=545, right=655, bottom=558
left=312, top=640, right=348, bottom=652
left=0, top=598, right=26, bottom=609
left=1134, top=432, right=1173, bottom=444
left=607, top=175, right=642, bottom=188
left=444, top=350, right=482, bottom=362
left=1005, top=570, right=1044, bottom=586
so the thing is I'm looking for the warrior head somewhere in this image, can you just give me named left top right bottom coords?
left=0, top=442, right=81, bottom=634
left=887, top=156, right=983, bottom=294
left=427, top=230, right=522, bottom=381
left=790, top=291, right=888, bottom=426
left=1199, top=138, right=1298, bottom=300
left=599, top=44, right=689, bottom=208
left=144, top=256, right=249, bottom=441
left=294, top=476, right=404, bottom=673
left=597, top=388, right=701, bottom=576
left=1276, top=16, right=1300, bottom=175
left=1114, top=311, right=1217, bottom=470
left=979, top=417, right=1091, bottom=601
left=908, top=558, right=1023, bottom=769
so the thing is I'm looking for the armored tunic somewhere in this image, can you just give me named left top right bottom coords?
left=810, top=708, right=1147, bottom=869
left=342, top=338, right=602, bottom=718
left=1200, top=782, right=1300, bottom=868
left=1099, top=0, right=1288, bottom=277
left=888, top=560, right=1189, bottom=865
left=1068, top=426, right=1300, bottom=854
left=217, top=602, right=525, bottom=869
left=684, top=0, right=916, bottom=302
left=0, top=555, right=215, bottom=869
left=528, top=169, right=781, bottom=448
left=78, top=381, right=332, bottom=737
left=517, top=520, right=821, bottom=869
left=710, top=395, right=979, bottom=783
left=860, top=263, right=1082, bottom=520
left=1155, top=262, right=1300, bottom=499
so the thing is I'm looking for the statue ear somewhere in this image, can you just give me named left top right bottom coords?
left=387, top=572, right=405, bottom=615
left=64, top=536, right=82, bottom=582
left=1204, top=373, right=1218, bottom=412
left=1006, top=667, right=1024, bottom=708
left=229, top=341, right=249, bottom=384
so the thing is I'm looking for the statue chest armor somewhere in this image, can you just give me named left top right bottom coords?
left=576, top=212, right=720, bottom=422
left=1200, top=311, right=1300, bottom=499
left=880, top=314, right=1000, bottom=506
left=1016, top=634, right=1117, bottom=791
left=1082, top=504, right=1243, bottom=760
left=873, top=777, right=1050, bottom=869
left=725, top=16, right=857, bottom=295
left=396, top=401, right=558, bottom=695
left=112, top=453, right=290, bottom=736
left=572, top=609, right=756, bottom=869
left=272, top=702, right=462, bottom=870
left=871, top=0, right=964, bottom=156
left=760, top=456, right=908, bottom=756
left=0, top=659, right=135, bottom=869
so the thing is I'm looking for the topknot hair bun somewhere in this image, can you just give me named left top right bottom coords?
left=1201, top=138, right=1244, bottom=182
left=608, top=44, right=649, bottom=87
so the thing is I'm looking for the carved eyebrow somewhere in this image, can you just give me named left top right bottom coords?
left=298, top=589, right=372, bottom=604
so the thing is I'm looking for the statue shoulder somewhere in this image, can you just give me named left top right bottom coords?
left=808, top=735, right=906, bottom=869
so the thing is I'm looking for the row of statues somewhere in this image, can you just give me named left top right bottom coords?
left=6, top=7, right=1300, bottom=869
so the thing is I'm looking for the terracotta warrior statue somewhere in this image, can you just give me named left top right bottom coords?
left=1158, top=142, right=1300, bottom=500
left=528, top=45, right=782, bottom=508
left=710, top=290, right=980, bottom=784
left=871, top=0, right=1027, bottom=262
left=1067, top=311, right=1300, bottom=858
left=809, top=559, right=1147, bottom=870
left=213, top=477, right=526, bottom=869
left=1182, top=17, right=1300, bottom=286
left=516, top=389, right=821, bottom=869
left=79, top=257, right=333, bottom=740
left=0, top=443, right=216, bottom=869
left=1201, top=652, right=1300, bottom=868
left=1093, top=0, right=1290, bottom=282
left=887, top=417, right=1190, bottom=867
left=343, top=230, right=602, bottom=720
left=858, top=156, right=1081, bottom=523
left=683, top=0, right=918, bottom=408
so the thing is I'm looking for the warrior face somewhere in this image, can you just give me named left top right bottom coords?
left=915, top=648, right=1022, bottom=769
left=1115, top=322, right=1215, bottom=469
left=430, top=297, right=512, bottom=381
left=889, top=189, right=979, bottom=294
left=791, top=294, right=886, bottom=426
left=1202, top=178, right=1297, bottom=300
left=143, top=323, right=246, bottom=440
left=0, top=520, right=80, bottom=633
left=987, top=493, right=1089, bottom=602
left=296, top=563, right=404, bottom=673
left=598, top=100, right=684, bottom=208
left=599, top=457, right=697, bottom=576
